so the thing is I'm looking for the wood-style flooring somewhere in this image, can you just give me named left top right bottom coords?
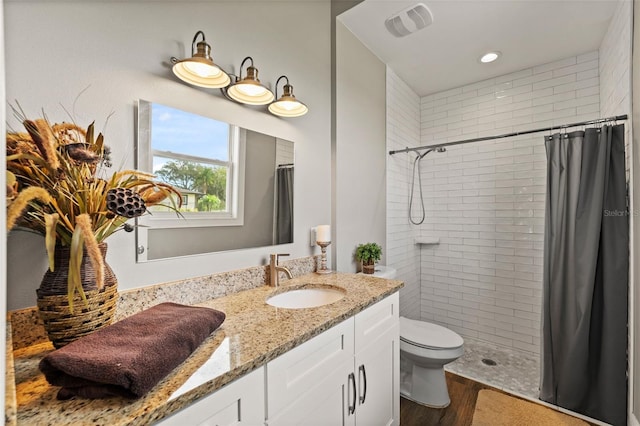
left=400, top=372, right=497, bottom=426
left=400, top=372, right=595, bottom=426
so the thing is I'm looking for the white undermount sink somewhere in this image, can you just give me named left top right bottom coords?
left=266, top=286, right=346, bottom=309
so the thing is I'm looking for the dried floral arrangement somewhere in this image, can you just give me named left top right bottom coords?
left=6, top=108, right=181, bottom=309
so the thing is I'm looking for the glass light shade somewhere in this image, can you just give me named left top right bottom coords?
left=269, top=97, right=308, bottom=117
left=172, top=37, right=230, bottom=88
left=227, top=65, right=274, bottom=105
left=235, top=83, right=269, bottom=97
left=268, top=83, right=308, bottom=117
left=227, top=83, right=274, bottom=105
left=172, top=58, right=230, bottom=88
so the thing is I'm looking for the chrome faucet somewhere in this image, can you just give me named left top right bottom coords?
left=270, top=253, right=293, bottom=287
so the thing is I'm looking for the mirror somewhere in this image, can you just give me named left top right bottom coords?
left=136, top=100, right=294, bottom=261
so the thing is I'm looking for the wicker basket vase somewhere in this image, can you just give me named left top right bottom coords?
left=36, top=243, right=118, bottom=348
left=362, top=262, right=376, bottom=274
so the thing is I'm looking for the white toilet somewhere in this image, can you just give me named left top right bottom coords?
left=369, top=266, right=465, bottom=408
left=400, top=317, right=464, bottom=408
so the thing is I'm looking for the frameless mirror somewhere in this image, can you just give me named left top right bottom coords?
left=136, top=100, right=294, bottom=261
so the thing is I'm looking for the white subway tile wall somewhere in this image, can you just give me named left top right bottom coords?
left=599, top=0, right=632, bottom=177
left=386, top=67, right=422, bottom=319
left=600, top=0, right=631, bottom=118
left=275, top=138, right=294, bottom=166
left=418, top=52, right=601, bottom=355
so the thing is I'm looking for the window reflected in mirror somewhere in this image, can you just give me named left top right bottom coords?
left=150, top=103, right=232, bottom=213
left=136, top=100, right=294, bottom=262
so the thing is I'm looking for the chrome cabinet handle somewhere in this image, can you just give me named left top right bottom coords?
left=348, top=372, right=356, bottom=415
left=358, top=364, right=367, bottom=404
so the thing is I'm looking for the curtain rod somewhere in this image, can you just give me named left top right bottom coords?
left=388, top=114, right=628, bottom=156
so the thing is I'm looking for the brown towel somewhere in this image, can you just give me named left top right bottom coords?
left=39, top=302, right=225, bottom=400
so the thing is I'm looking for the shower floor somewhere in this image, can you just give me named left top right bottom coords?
left=444, top=337, right=540, bottom=399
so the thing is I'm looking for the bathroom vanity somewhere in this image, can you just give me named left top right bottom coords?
left=6, top=269, right=402, bottom=425
left=161, top=293, right=398, bottom=425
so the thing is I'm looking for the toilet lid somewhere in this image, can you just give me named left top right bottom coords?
left=400, top=317, right=464, bottom=350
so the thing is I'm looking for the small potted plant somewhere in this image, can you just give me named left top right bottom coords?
left=355, top=242, right=382, bottom=274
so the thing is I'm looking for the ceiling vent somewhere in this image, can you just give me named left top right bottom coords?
left=385, top=3, right=433, bottom=38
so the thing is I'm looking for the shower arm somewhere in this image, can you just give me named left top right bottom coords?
left=417, top=146, right=446, bottom=159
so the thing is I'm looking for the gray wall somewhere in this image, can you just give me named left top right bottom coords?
left=334, top=20, right=387, bottom=272
left=5, top=1, right=331, bottom=309
left=147, top=130, right=276, bottom=259
left=243, top=130, right=277, bottom=247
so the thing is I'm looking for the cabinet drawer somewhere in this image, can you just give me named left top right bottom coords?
left=355, top=292, right=399, bottom=352
left=267, top=318, right=354, bottom=417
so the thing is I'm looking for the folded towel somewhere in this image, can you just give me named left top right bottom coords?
left=39, top=302, right=225, bottom=400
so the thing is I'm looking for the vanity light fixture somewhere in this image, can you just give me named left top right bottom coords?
left=169, top=34, right=306, bottom=117
left=479, top=51, right=501, bottom=64
left=226, top=57, right=275, bottom=105
left=171, top=31, right=231, bottom=88
left=268, top=76, right=309, bottom=118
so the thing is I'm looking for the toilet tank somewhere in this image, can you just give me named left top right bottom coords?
left=371, top=266, right=397, bottom=279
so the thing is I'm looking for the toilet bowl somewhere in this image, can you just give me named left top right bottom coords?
left=400, top=317, right=464, bottom=408
left=367, top=266, right=464, bottom=407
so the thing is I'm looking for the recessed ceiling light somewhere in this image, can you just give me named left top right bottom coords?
left=480, top=51, right=501, bottom=64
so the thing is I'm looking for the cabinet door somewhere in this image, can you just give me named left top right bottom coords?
left=158, top=367, right=265, bottom=426
left=267, top=318, right=354, bottom=417
left=354, top=293, right=400, bottom=426
left=268, top=358, right=353, bottom=426
left=354, top=326, right=398, bottom=426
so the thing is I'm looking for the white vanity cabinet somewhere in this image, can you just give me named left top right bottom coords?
left=267, top=292, right=399, bottom=426
left=156, top=292, right=399, bottom=426
left=157, top=367, right=265, bottom=426
left=267, top=319, right=354, bottom=426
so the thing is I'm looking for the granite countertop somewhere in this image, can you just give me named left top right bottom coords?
left=10, top=272, right=403, bottom=425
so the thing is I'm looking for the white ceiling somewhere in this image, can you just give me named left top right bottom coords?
left=338, top=0, right=619, bottom=96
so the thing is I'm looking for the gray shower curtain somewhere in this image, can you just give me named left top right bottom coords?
left=540, top=124, right=628, bottom=425
left=275, top=166, right=294, bottom=244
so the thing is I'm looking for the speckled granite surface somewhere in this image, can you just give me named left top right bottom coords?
left=9, top=269, right=402, bottom=425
